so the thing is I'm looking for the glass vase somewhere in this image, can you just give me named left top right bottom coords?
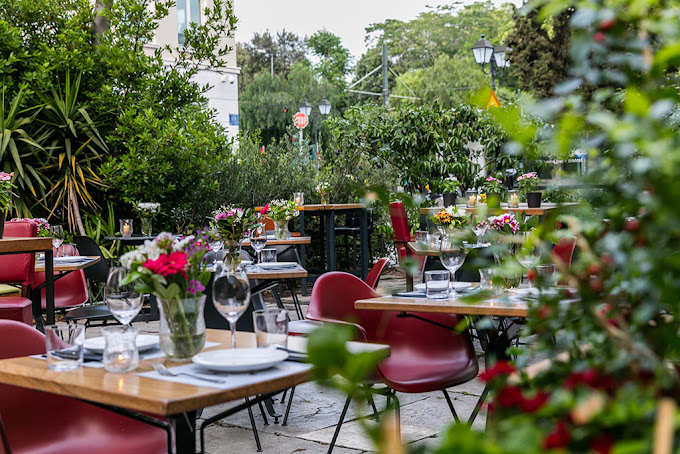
left=157, top=295, right=206, bottom=361
left=274, top=220, right=291, bottom=240
left=320, top=192, right=329, bottom=205
left=490, top=234, right=524, bottom=291
left=223, top=239, right=242, bottom=272
left=141, top=217, right=153, bottom=236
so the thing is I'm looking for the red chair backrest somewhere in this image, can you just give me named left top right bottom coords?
left=389, top=201, right=411, bottom=243
left=33, top=246, right=89, bottom=309
left=0, top=221, right=38, bottom=286
left=0, top=320, right=45, bottom=359
left=365, top=258, right=389, bottom=289
left=552, top=235, right=577, bottom=268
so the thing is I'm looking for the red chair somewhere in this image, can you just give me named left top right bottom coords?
left=388, top=201, right=424, bottom=290
left=33, top=245, right=89, bottom=312
left=364, top=257, right=389, bottom=290
left=0, top=221, right=38, bottom=325
left=0, top=320, right=172, bottom=454
left=305, top=272, right=480, bottom=452
left=552, top=235, right=577, bottom=268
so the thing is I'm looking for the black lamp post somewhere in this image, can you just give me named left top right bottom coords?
left=299, top=98, right=332, bottom=158
left=471, top=35, right=511, bottom=90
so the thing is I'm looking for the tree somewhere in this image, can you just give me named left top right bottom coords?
left=237, top=30, right=307, bottom=89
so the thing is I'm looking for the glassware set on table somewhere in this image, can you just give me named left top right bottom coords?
left=249, top=224, right=268, bottom=266
left=51, top=224, right=64, bottom=257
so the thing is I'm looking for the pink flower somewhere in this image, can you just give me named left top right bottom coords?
left=260, top=203, right=270, bottom=215
left=215, top=212, right=227, bottom=221
left=0, top=172, right=13, bottom=181
left=143, top=252, right=188, bottom=278
left=486, top=177, right=502, bottom=183
left=226, top=210, right=235, bottom=216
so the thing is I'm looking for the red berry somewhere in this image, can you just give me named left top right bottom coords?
left=589, top=277, right=603, bottom=292
left=598, top=19, right=617, bottom=31
left=601, top=253, right=613, bottom=267
left=624, top=217, right=640, bottom=232
left=594, top=32, right=606, bottom=42
left=538, top=306, right=552, bottom=319
left=588, top=262, right=601, bottom=275
left=527, top=269, right=536, bottom=282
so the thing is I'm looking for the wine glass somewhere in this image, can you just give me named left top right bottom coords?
left=209, top=238, right=223, bottom=266
left=212, top=268, right=251, bottom=349
left=105, top=267, right=144, bottom=326
left=250, top=225, right=267, bottom=266
left=473, top=224, right=487, bottom=247
left=517, top=242, right=542, bottom=288
left=51, top=225, right=64, bottom=257
left=439, top=235, right=467, bottom=297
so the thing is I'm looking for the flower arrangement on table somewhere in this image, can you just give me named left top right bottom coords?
left=262, top=199, right=298, bottom=239
left=432, top=205, right=468, bottom=232
left=517, top=172, right=540, bottom=194
left=212, top=205, right=261, bottom=269
left=316, top=182, right=331, bottom=204
left=121, top=233, right=211, bottom=358
left=476, top=212, right=521, bottom=235
left=135, top=202, right=161, bottom=236
left=483, top=176, right=504, bottom=194
left=10, top=218, right=51, bottom=237
left=441, top=177, right=461, bottom=194
left=0, top=172, right=15, bottom=216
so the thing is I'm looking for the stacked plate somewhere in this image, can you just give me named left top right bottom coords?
left=192, top=348, right=289, bottom=372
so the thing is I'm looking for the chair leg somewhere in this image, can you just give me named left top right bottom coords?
left=328, top=394, right=353, bottom=454
left=467, top=386, right=490, bottom=427
left=442, top=390, right=461, bottom=424
left=245, top=397, right=263, bottom=452
left=282, top=386, right=296, bottom=426
left=364, top=385, right=379, bottom=422
left=258, top=399, right=269, bottom=425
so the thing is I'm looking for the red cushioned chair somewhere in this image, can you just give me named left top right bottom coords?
left=305, top=272, right=480, bottom=453
left=552, top=235, right=577, bottom=268
left=0, top=319, right=172, bottom=454
left=388, top=201, right=424, bottom=291
left=0, top=221, right=38, bottom=325
left=33, top=244, right=89, bottom=312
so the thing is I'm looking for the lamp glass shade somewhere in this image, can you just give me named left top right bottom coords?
left=318, top=98, right=331, bottom=116
left=299, top=100, right=312, bottom=116
left=493, top=45, right=509, bottom=68
left=471, top=36, right=493, bottom=64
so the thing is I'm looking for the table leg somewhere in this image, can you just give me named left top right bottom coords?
left=170, top=411, right=197, bottom=454
left=299, top=211, right=307, bottom=296
left=326, top=210, right=336, bottom=271
left=44, top=249, right=55, bottom=328
left=360, top=209, right=369, bottom=280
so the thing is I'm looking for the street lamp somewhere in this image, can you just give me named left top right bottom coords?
left=298, top=98, right=332, bottom=159
left=471, top=35, right=511, bottom=90
left=299, top=100, right=312, bottom=116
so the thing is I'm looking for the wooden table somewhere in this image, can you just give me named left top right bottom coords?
left=419, top=202, right=579, bottom=217
left=0, top=237, right=55, bottom=329
left=35, top=256, right=101, bottom=272
left=242, top=236, right=311, bottom=247
left=104, top=235, right=155, bottom=246
left=0, top=330, right=389, bottom=454
left=355, top=295, right=529, bottom=318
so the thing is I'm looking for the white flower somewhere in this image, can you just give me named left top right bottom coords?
left=444, top=206, right=466, bottom=217
left=121, top=249, right=146, bottom=269
left=173, top=235, right=195, bottom=252
left=136, top=202, right=160, bottom=214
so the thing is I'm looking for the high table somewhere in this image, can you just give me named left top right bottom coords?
left=0, top=237, right=54, bottom=330
left=0, top=330, right=389, bottom=454
left=419, top=202, right=580, bottom=217
left=103, top=235, right=155, bottom=246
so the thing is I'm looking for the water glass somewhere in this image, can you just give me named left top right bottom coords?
left=479, top=268, right=495, bottom=290
left=46, top=323, right=85, bottom=371
left=51, top=225, right=64, bottom=256
left=102, top=326, right=139, bottom=373
left=426, top=232, right=440, bottom=249
left=425, top=270, right=450, bottom=299
left=253, top=308, right=289, bottom=349
left=535, top=264, right=556, bottom=284
left=261, top=248, right=277, bottom=263
left=213, top=268, right=251, bottom=349
left=414, top=231, right=428, bottom=244
left=105, top=267, right=144, bottom=326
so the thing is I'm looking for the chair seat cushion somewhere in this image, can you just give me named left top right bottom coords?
left=65, top=304, right=114, bottom=321
left=0, top=284, right=20, bottom=296
left=0, top=297, right=32, bottom=325
left=288, top=319, right=323, bottom=335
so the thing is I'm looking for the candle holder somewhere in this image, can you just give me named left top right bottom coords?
left=102, top=326, right=139, bottom=373
left=293, top=192, right=304, bottom=206
left=119, top=219, right=133, bottom=238
left=508, top=190, right=520, bottom=208
left=465, top=190, right=478, bottom=208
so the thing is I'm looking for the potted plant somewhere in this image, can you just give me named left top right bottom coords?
left=517, top=172, right=541, bottom=208
left=432, top=205, right=468, bottom=235
left=482, top=176, right=504, bottom=209
left=262, top=199, right=298, bottom=239
left=439, top=177, right=461, bottom=207
left=120, top=233, right=211, bottom=360
left=212, top=206, right=261, bottom=271
left=134, top=202, right=160, bottom=236
left=0, top=172, right=15, bottom=238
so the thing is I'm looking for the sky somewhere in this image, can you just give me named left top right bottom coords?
left=234, top=0, right=523, bottom=62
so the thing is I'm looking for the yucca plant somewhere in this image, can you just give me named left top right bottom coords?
left=39, top=73, right=108, bottom=234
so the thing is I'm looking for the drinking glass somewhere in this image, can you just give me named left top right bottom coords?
left=253, top=308, right=288, bottom=349
left=212, top=268, right=251, bottom=349
left=105, top=267, right=144, bottom=326
left=51, top=225, right=64, bottom=257
left=250, top=225, right=267, bottom=265
left=479, top=268, right=495, bottom=290
left=439, top=235, right=466, bottom=296
left=261, top=248, right=277, bottom=263
left=425, top=270, right=450, bottom=299
left=46, top=323, right=85, bottom=371
left=517, top=241, right=542, bottom=288
left=102, top=326, right=139, bottom=373
left=209, top=238, right=223, bottom=266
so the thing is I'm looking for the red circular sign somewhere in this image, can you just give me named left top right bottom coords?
left=294, top=112, right=309, bottom=129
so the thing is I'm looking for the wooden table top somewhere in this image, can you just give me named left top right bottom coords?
left=35, top=256, right=101, bottom=272
left=355, top=295, right=530, bottom=317
left=245, top=267, right=308, bottom=280
left=0, top=237, right=54, bottom=254
left=256, top=204, right=367, bottom=212
left=0, top=330, right=388, bottom=416
left=407, top=242, right=439, bottom=257
left=419, top=203, right=579, bottom=216
left=242, top=236, right=311, bottom=246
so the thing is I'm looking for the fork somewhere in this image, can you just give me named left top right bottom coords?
left=152, top=362, right=226, bottom=384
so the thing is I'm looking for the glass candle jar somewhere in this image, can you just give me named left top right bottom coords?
left=465, top=190, right=478, bottom=208
left=508, top=190, right=520, bottom=208
left=119, top=219, right=133, bottom=238
left=293, top=192, right=304, bottom=206
left=102, top=326, right=139, bottom=373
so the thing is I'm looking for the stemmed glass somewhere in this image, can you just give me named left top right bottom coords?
left=250, top=224, right=267, bottom=266
left=439, top=234, right=467, bottom=297
left=517, top=241, right=542, bottom=288
left=209, top=235, right=223, bottom=267
left=212, top=267, right=251, bottom=349
left=471, top=217, right=487, bottom=247
left=105, top=267, right=144, bottom=327
left=51, top=225, right=64, bottom=257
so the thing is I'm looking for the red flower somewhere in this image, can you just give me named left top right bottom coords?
left=260, top=203, right=270, bottom=215
left=543, top=420, right=571, bottom=450
left=594, top=32, right=606, bottom=43
left=496, top=386, right=524, bottom=408
left=480, top=361, right=516, bottom=381
left=565, top=369, right=618, bottom=392
left=590, top=435, right=614, bottom=454
left=143, top=252, right=188, bottom=278
left=519, top=391, right=550, bottom=413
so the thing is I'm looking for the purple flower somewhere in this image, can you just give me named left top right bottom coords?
left=188, top=280, right=206, bottom=296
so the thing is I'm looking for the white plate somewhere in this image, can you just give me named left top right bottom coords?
left=512, top=287, right=560, bottom=297
left=256, top=262, right=298, bottom=270
left=237, top=260, right=253, bottom=269
left=192, top=348, right=288, bottom=372
left=415, top=282, right=472, bottom=292
left=84, top=334, right=160, bottom=354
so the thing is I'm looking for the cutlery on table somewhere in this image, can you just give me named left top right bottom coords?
left=152, top=362, right=226, bottom=384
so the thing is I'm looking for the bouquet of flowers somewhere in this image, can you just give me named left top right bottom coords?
left=432, top=206, right=467, bottom=229
left=483, top=176, right=504, bottom=194
left=477, top=213, right=521, bottom=235
left=263, top=199, right=298, bottom=222
left=135, top=202, right=161, bottom=217
left=212, top=205, right=260, bottom=242
left=0, top=172, right=15, bottom=213
left=316, top=182, right=330, bottom=195
left=516, top=172, right=540, bottom=194
left=10, top=218, right=50, bottom=237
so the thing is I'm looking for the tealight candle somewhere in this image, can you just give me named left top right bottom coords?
left=465, top=190, right=477, bottom=208
left=293, top=192, right=304, bottom=206
left=102, top=326, right=139, bottom=373
left=120, top=219, right=133, bottom=238
left=508, top=190, right=520, bottom=208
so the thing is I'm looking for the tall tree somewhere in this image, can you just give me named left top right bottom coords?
left=237, top=30, right=306, bottom=89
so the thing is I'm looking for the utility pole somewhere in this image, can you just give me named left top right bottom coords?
left=381, top=43, right=389, bottom=106
left=270, top=54, right=274, bottom=77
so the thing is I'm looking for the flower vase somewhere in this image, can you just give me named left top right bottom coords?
left=141, top=217, right=153, bottom=236
left=157, top=295, right=206, bottom=360
left=222, top=239, right=242, bottom=272
left=490, top=234, right=523, bottom=290
left=320, top=193, right=329, bottom=205
left=274, top=220, right=291, bottom=240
